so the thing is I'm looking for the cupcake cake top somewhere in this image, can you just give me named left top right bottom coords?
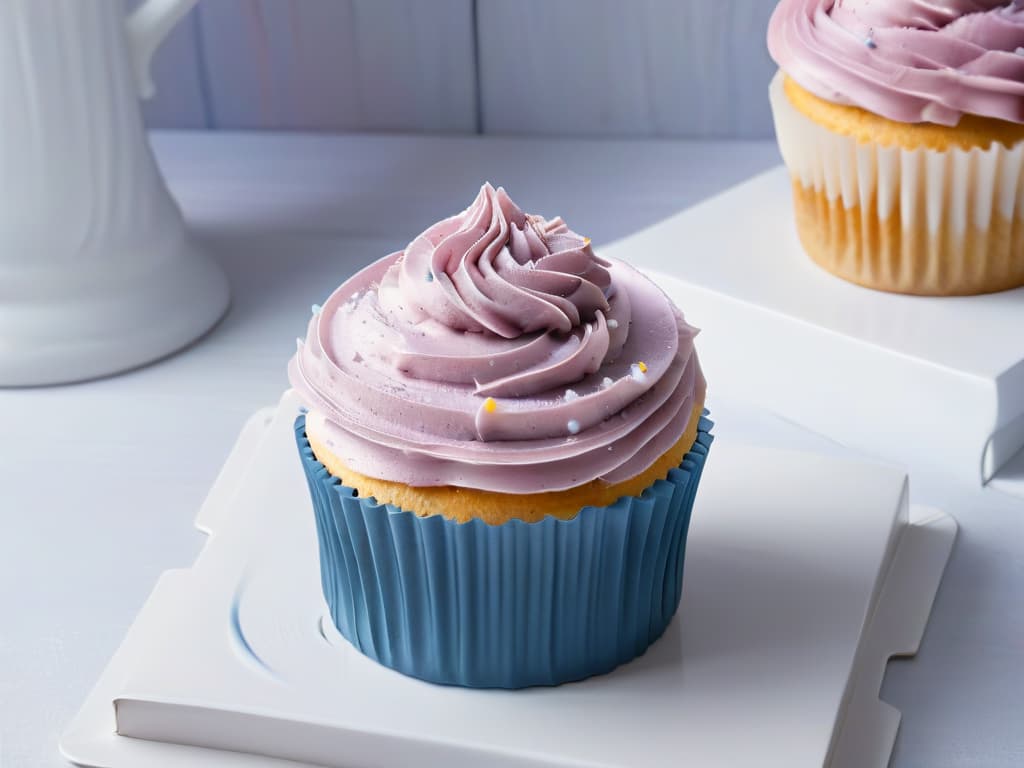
left=768, top=0, right=1024, bottom=125
left=289, top=184, right=705, bottom=494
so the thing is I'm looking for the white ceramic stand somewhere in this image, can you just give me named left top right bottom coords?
left=61, top=392, right=956, bottom=768
left=606, top=167, right=1024, bottom=491
left=0, top=228, right=228, bottom=386
left=0, top=0, right=228, bottom=386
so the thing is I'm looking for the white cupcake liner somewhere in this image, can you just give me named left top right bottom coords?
left=769, top=71, right=1024, bottom=236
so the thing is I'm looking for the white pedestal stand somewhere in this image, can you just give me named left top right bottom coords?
left=607, top=167, right=1024, bottom=491
left=0, top=0, right=228, bottom=386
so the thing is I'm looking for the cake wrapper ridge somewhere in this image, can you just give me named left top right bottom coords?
left=295, top=413, right=713, bottom=688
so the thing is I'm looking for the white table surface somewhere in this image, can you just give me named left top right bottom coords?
left=1, top=132, right=1022, bottom=768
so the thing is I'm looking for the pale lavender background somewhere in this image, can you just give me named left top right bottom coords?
left=138, top=0, right=778, bottom=137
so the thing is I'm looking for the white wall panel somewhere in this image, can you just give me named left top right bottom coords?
left=140, top=0, right=777, bottom=138
left=477, top=0, right=777, bottom=138
left=144, top=0, right=477, bottom=133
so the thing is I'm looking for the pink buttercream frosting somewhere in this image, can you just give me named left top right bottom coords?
left=288, top=184, right=705, bottom=494
left=768, top=0, right=1024, bottom=125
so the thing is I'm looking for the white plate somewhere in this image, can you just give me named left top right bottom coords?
left=61, top=392, right=956, bottom=768
left=606, top=166, right=1024, bottom=492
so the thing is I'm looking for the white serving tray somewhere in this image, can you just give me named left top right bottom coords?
left=607, top=166, right=1024, bottom=494
left=61, top=392, right=956, bottom=768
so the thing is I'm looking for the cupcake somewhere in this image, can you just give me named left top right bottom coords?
left=768, top=0, right=1024, bottom=295
left=288, top=184, right=711, bottom=688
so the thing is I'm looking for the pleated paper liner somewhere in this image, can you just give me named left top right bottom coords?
left=769, top=71, right=1024, bottom=296
left=295, top=414, right=714, bottom=689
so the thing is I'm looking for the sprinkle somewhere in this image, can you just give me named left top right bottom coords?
left=864, top=37, right=876, bottom=49
left=631, top=362, right=648, bottom=382
left=311, top=303, right=322, bottom=315
left=564, top=388, right=579, bottom=402
left=607, top=318, right=619, bottom=330
left=484, top=397, right=497, bottom=413
left=583, top=237, right=592, bottom=246
left=567, top=419, right=581, bottom=435
left=488, top=359, right=495, bottom=367
left=601, top=376, right=614, bottom=389
left=298, top=406, right=308, bottom=414
left=426, top=270, right=434, bottom=282
left=637, top=361, right=648, bottom=373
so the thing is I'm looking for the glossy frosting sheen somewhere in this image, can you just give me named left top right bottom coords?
left=289, top=184, right=705, bottom=494
left=768, top=0, right=1024, bottom=125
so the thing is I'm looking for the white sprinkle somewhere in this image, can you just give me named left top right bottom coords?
left=311, top=303, right=322, bottom=315
left=488, top=359, right=495, bottom=367
left=608, top=445, right=613, bottom=451
left=567, top=419, right=581, bottom=435
left=564, top=388, right=579, bottom=402
left=631, top=363, right=647, bottom=382
left=607, top=319, right=619, bottom=330
left=601, top=376, right=614, bottom=389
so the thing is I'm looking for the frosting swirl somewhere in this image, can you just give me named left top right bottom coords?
left=768, top=0, right=1024, bottom=125
left=390, top=184, right=612, bottom=338
left=289, top=184, right=704, bottom=494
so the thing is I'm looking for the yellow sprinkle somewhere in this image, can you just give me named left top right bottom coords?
left=637, top=361, right=648, bottom=373
left=483, top=397, right=497, bottom=413
left=583, top=237, right=592, bottom=246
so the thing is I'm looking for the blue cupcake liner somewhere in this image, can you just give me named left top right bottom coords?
left=295, top=414, right=713, bottom=689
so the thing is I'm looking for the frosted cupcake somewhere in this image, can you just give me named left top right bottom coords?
left=289, top=184, right=711, bottom=688
left=768, top=0, right=1024, bottom=295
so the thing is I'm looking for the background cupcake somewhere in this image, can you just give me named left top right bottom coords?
left=289, top=184, right=711, bottom=688
left=768, top=0, right=1024, bottom=296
